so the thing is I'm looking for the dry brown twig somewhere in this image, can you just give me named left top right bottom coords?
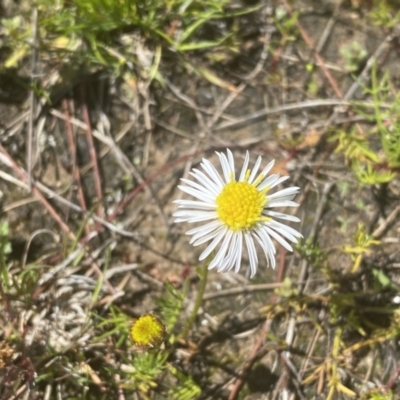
left=324, top=32, right=395, bottom=129
left=80, top=85, right=104, bottom=221
left=0, top=145, right=119, bottom=295
left=0, top=144, right=75, bottom=239
left=52, top=105, right=169, bottom=228
left=281, top=0, right=343, bottom=98
left=27, top=7, right=38, bottom=192
left=0, top=168, right=139, bottom=239
left=203, top=278, right=324, bottom=301
left=227, top=246, right=288, bottom=400
left=49, top=108, right=135, bottom=174
left=215, top=99, right=350, bottom=131
left=62, top=98, right=90, bottom=237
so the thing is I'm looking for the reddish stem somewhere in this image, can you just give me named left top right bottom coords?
left=80, top=85, right=104, bottom=222
left=62, top=98, right=91, bottom=237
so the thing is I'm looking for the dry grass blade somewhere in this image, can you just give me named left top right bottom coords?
left=80, top=85, right=104, bottom=221
left=0, top=144, right=75, bottom=239
left=26, top=7, right=38, bottom=192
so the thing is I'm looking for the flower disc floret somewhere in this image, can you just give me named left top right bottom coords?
left=216, top=181, right=267, bottom=230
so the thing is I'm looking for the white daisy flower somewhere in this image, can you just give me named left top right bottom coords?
left=173, top=149, right=302, bottom=277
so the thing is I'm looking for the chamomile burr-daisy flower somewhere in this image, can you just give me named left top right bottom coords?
left=173, top=149, right=302, bottom=277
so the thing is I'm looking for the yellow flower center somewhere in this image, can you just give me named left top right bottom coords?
left=130, top=314, right=165, bottom=348
left=216, top=180, right=268, bottom=231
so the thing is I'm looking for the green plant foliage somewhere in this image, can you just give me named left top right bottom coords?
left=156, top=280, right=188, bottom=339
left=343, top=223, right=380, bottom=273
left=168, top=364, right=202, bottom=400
left=275, top=277, right=299, bottom=298
left=332, top=63, right=400, bottom=185
left=0, top=221, right=11, bottom=292
left=331, top=128, right=389, bottom=187
left=368, top=0, right=400, bottom=28
left=332, top=130, right=379, bottom=163
left=340, top=41, right=367, bottom=73
left=0, top=221, right=11, bottom=265
left=126, top=350, right=169, bottom=394
left=353, top=162, right=395, bottom=185
left=274, top=6, right=299, bottom=42
left=1, top=16, right=31, bottom=68
left=95, top=306, right=131, bottom=346
left=297, top=238, right=327, bottom=266
left=367, top=65, right=400, bottom=168
left=363, top=391, right=394, bottom=400
left=1, top=0, right=258, bottom=77
left=372, top=268, right=400, bottom=291
left=330, top=127, right=393, bottom=186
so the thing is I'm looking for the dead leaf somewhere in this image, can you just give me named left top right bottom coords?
left=196, top=67, right=239, bottom=93
left=271, top=159, right=289, bottom=176
left=296, top=129, right=321, bottom=150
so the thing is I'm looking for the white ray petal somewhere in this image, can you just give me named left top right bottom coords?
left=269, top=175, right=290, bottom=188
left=178, top=185, right=215, bottom=202
left=226, top=233, right=241, bottom=272
left=268, top=225, right=298, bottom=243
left=259, top=159, right=275, bottom=177
left=174, top=199, right=216, bottom=209
left=217, top=152, right=231, bottom=183
left=257, top=227, right=276, bottom=255
left=199, top=227, right=228, bottom=261
left=267, top=200, right=299, bottom=208
left=190, top=169, right=222, bottom=193
left=187, top=219, right=221, bottom=236
left=263, top=210, right=300, bottom=222
left=227, top=149, right=235, bottom=177
left=267, top=193, right=298, bottom=203
left=271, top=220, right=303, bottom=238
left=234, top=231, right=243, bottom=273
left=217, top=233, right=238, bottom=272
left=191, top=225, right=226, bottom=246
left=209, top=230, right=234, bottom=269
left=257, top=174, right=280, bottom=190
left=265, top=226, right=293, bottom=251
left=189, top=224, right=222, bottom=245
left=253, top=231, right=275, bottom=269
left=173, top=210, right=216, bottom=218
left=228, top=233, right=242, bottom=272
left=244, top=232, right=258, bottom=277
left=239, top=152, right=250, bottom=182
left=268, top=220, right=303, bottom=241
left=174, top=211, right=218, bottom=223
left=248, top=156, right=262, bottom=184
left=259, top=175, right=290, bottom=190
left=268, top=186, right=300, bottom=200
left=201, top=160, right=225, bottom=187
left=181, top=178, right=218, bottom=198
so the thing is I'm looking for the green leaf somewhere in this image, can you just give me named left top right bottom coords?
left=177, top=38, right=227, bottom=51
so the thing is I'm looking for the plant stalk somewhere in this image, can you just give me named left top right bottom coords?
left=180, top=263, right=209, bottom=340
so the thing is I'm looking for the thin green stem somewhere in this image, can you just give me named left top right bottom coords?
left=179, top=263, right=209, bottom=340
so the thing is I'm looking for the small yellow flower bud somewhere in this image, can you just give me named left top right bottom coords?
left=130, top=314, right=165, bottom=348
